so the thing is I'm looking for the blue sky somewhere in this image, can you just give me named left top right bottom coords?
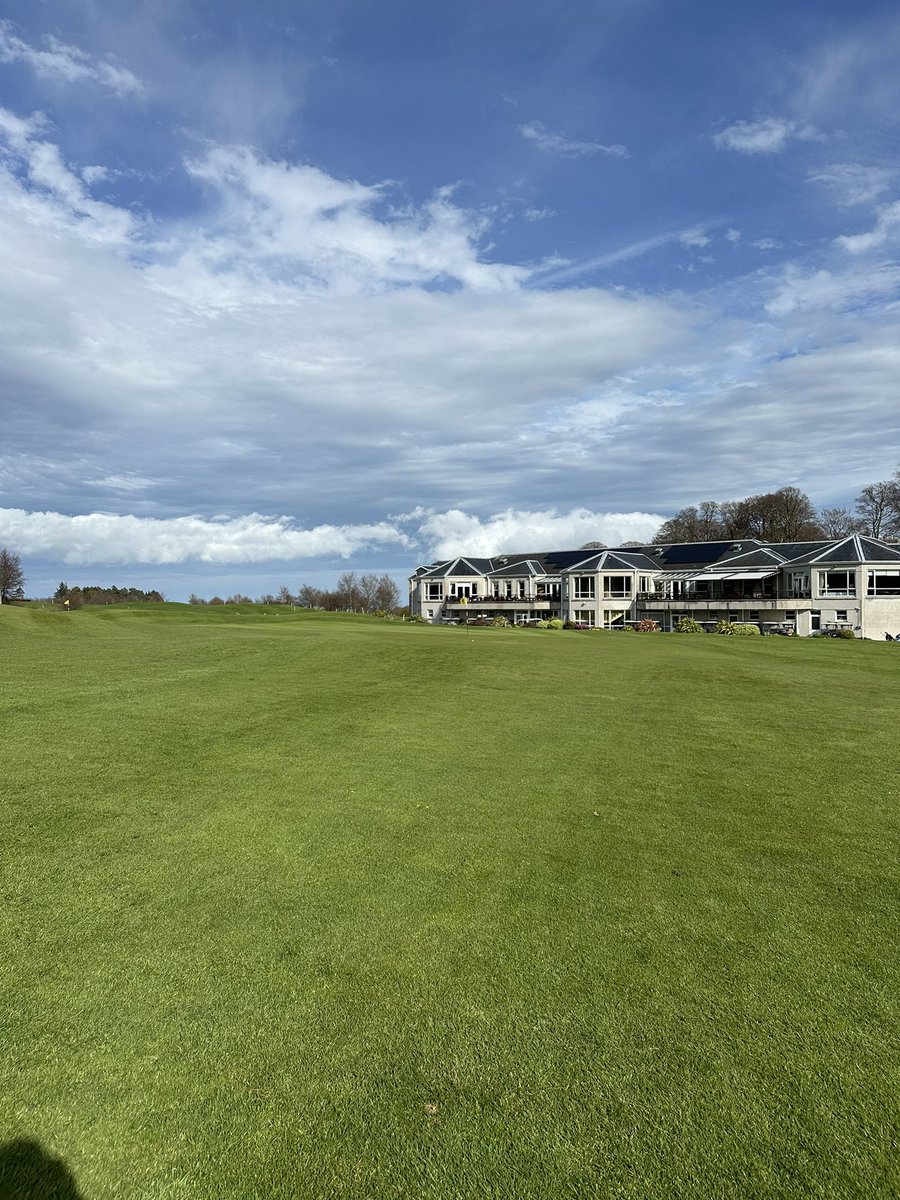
left=1, top=0, right=898, bottom=599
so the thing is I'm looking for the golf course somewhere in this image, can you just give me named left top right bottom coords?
left=2, top=603, right=898, bottom=1199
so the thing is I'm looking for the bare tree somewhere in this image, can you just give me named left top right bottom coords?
left=818, top=507, right=863, bottom=539
left=855, top=479, right=900, bottom=538
left=580, top=541, right=607, bottom=550
left=297, top=585, right=322, bottom=608
left=0, top=547, right=25, bottom=602
left=277, top=585, right=294, bottom=605
left=374, top=574, right=400, bottom=611
left=358, top=573, right=380, bottom=613
left=336, top=571, right=359, bottom=611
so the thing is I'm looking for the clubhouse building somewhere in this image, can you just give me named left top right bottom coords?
left=408, top=535, right=900, bottom=638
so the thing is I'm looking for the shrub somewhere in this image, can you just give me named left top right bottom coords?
left=675, top=617, right=705, bottom=634
left=635, top=618, right=661, bottom=633
left=733, top=623, right=761, bottom=636
left=535, top=619, right=549, bottom=629
left=546, top=617, right=564, bottom=629
left=715, top=620, right=738, bottom=635
left=836, top=628, right=856, bottom=640
left=491, top=615, right=510, bottom=627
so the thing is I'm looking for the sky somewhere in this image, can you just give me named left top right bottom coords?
left=1, top=0, right=899, bottom=600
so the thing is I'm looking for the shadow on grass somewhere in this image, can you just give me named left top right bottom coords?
left=0, top=1139, right=84, bottom=1199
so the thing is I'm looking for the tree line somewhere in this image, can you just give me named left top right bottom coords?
left=652, top=471, right=900, bottom=544
left=53, top=582, right=165, bottom=607
left=189, top=571, right=401, bottom=613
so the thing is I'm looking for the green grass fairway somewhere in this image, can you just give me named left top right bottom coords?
left=2, top=605, right=899, bottom=1199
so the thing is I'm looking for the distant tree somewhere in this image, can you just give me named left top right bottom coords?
left=0, top=548, right=25, bottom=602
left=336, top=571, right=359, bottom=611
left=580, top=541, right=607, bottom=550
left=297, top=585, right=322, bottom=609
left=855, top=478, right=900, bottom=538
left=277, top=586, right=294, bottom=605
left=619, top=540, right=644, bottom=547
left=656, top=488, right=821, bottom=544
left=818, top=507, right=863, bottom=539
left=358, top=574, right=380, bottom=612
left=208, top=596, right=225, bottom=605
left=374, top=574, right=400, bottom=611
left=653, top=506, right=703, bottom=543
left=188, top=594, right=206, bottom=605
left=54, top=581, right=69, bottom=601
left=257, top=593, right=275, bottom=605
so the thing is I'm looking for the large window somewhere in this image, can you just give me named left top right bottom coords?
left=573, top=577, right=595, bottom=599
left=575, top=610, right=596, bottom=626
left=868, top=571, right=900, bottom=596
left=818, top=570, right=856, bottom=597
left=603, top=575, right=632, bottom=599
left=426, top=582, right=443, bottom=600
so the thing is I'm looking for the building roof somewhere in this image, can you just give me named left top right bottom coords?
left=788, top=535, right=900, bottom=565
left=410, top=535, right=900, bottom=584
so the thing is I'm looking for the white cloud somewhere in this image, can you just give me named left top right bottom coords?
left=679, top=227, right=710, bottom=248
left=725, top=228, right=741, bottom=243
left=518, top=121, right=627, bottom=159
left=713, top=117, right=819, bottom=154
left=835, top=200, right=900, bottom=253
left=413, top=508, right=664, bottom=560
left=0, top=107, right=135, bottom=243
left=808, top=163, right=896, bottom=207
left=753, top=238, right=781, bottom=251
left=0, top=509, right=412, bottom=565
left=183, top=146, right=526, bottom=293
left=0, top=21, right=142, bottom=96
left=765, top=262, right=900, bottom=316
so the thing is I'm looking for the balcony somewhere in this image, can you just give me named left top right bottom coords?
left=447, top=597, right=554, bottom=609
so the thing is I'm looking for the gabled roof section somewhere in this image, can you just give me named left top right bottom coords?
left=485, top=559, right=546, bottom=578
left=418, top=556, right=494, bottom=578
left=563, top=550, right=661, bottom=573
left=790, top=535, right=900, bottom=565
left=712, top=545, right=788, bottom=569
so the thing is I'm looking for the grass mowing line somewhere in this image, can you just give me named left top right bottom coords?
left=1, top=606, right=899, bottom=1198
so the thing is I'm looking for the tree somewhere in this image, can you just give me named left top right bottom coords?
left=818, top=507, right=863, bottom=539
left=297, top=585, right=323, bottom=609
left=277, top=586, right=294, bottom=605
left=336, top=571, right=359, bottom=611
left=855, top=479, right=900, bottom=538
left=655, top=487, right=821, bottom=544
left=580, top=541, right=607, bottom=550
left=358, top=574, right=380, bottom=613
left=0, top=548, right=25, bottom=603
left=374, top=574, right=400, bottom=611
left=54, top=581, right=69, bottom=601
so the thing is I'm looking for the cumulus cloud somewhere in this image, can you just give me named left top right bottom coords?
left=0, top=509, right=412, bottom=565
left=412, top=508, right=664, bottom=560
left=713, top=117, right=818, bottom=154
left=518, top=121, right=627, bottom=158
left=0, top=21, right=142, bottom=96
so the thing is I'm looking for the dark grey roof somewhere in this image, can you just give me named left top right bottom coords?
left=563, top=550, right=660, bottom=573
left=788, top=535, right=900, bottom=565
left=486, top=559, right=546, bottom=578
left=418, top=556, right=495, bottom=578
left=711, top=546, right=788, bottom=568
